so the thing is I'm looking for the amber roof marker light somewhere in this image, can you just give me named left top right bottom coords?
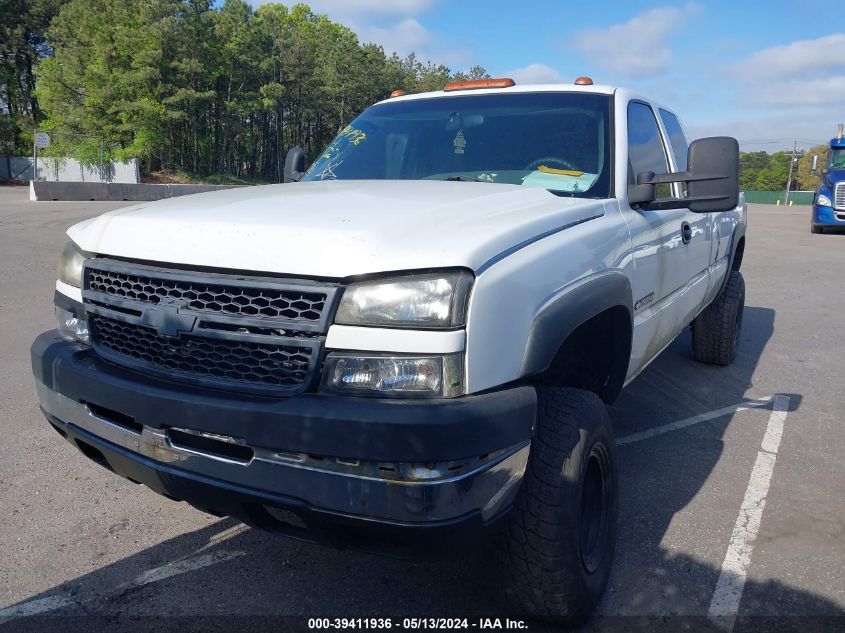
left=574, top=76, right=594, bottom=85
left=443, top=78, right=515, bottom=92
left=389, top=89, right=406, bottom=98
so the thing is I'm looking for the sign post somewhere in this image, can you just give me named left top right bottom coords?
left=33, top=131, right=50, bottom=182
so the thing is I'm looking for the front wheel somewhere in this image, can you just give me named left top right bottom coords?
left=495, top=387, right=618, bottom=623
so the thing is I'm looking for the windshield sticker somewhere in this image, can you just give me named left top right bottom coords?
left=454, top=130, right=466, bottom=155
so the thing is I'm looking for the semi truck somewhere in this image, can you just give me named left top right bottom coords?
left=811, top=123, right=845, bottom=233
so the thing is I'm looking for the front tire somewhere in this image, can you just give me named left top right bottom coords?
left=496, top=388, right=617, bottom=623
left=692, top=270, right=745, bottom=365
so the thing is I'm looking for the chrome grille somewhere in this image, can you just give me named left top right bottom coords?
left=835, top=182, right=845, bottom=211
left=83, top=259, right=340, bottom=395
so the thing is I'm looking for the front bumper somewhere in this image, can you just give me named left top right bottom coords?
left=813, top=204, right=845, bottom=225
left=32, top=331, right=535, bottom=544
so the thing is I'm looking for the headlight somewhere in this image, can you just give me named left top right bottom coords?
left=817, top=193, right=832, bottom=207
left=57, top=240, right=91, bottom=288
left=335, top=271, right=473, bottom=328
left=56, top=306, right=89, bottom=344
left=321, top=353, right=463, bottom=397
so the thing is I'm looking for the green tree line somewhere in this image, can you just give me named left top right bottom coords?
left=2, top=0, right=830, bottom=189
left=739, top=146, right=828, bottom=192
left=0, top=0, right=62, bottom=156
left=2, top=0, right=489, bottom=181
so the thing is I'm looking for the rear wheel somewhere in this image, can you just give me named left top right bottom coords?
left=496, top=387, right=617, bottom=624
left=692, top=270, right=745, bottom=365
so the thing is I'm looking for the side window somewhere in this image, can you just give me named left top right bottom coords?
left=627, top=102, right=671, bottom=198
left=659, top=109, right=689, bottom=171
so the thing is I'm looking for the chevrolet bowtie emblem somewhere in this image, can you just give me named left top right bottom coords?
left=140, top=299, right=197, bottom=338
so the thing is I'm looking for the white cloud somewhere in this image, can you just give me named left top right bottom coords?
left=571, top=5, right=698, bottom=77
left=504, top=63, right=564, bottom=85
left=752, top=77, right=845, bottom=108
left=734, top=34, right=845, bottom=80
left=355, top=18, right=431, bottom=56
left=728, top=34, right=845, bottom=111
left=687, top=111, right=835, bottom=150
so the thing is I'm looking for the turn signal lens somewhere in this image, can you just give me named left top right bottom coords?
left=56, top=306, right=89, bottom=344
left=574, top=76, right=594, bottom=85
left=322, top=353, right=464, bottom=398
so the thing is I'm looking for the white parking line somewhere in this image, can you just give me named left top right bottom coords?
left=1, top=540, right=246, bottom=621
left=617, top=396, right=775, bottom=445
left=708, top=394, right=791, bottom=631
left=0, top=595, right=72, bottom=621
left=115, top=549, right=246, bottom=594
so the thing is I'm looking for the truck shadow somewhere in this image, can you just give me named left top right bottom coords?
left=7, top=306, right=841, bottom=631
left=599, top=305, right=803, bottom=620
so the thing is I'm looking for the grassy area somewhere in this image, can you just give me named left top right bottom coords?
left=142, top=169, right=273, bottom=186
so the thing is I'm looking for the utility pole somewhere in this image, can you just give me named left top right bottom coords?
left=785, top=140, right=800, bottom=206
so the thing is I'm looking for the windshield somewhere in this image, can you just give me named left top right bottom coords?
left=302, top=92, right=612, bottom=198
left=829, top=148, right=845, bottom=169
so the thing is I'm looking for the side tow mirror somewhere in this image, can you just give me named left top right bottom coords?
left=629, top=136, right=739, bottom=213
left=685, top=136, right=739, bottom=212
left=284, top=147, right=306, bottom=183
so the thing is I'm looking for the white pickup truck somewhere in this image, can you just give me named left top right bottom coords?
left=32, top=77, right=745, bottom=621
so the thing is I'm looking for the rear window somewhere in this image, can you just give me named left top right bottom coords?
left=659, top=109, right=689, bottom=171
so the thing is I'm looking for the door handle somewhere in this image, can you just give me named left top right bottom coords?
left=681, top=222, right=692, bottom=244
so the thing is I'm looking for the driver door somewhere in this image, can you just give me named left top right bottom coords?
left=622, top=101, right=712, bottom=378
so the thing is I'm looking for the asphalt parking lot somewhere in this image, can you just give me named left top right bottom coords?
left=1, top=185, right=844, bottom=632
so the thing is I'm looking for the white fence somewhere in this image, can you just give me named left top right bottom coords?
left=0, top=155, right=140, bottom=184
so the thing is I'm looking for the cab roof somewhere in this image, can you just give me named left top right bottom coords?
left=373, top=82, right=617, bottom=107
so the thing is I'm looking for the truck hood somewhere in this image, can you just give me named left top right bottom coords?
left=823, top=169, right=845, bottom=189
left=68, top=180, right=605, bottom=278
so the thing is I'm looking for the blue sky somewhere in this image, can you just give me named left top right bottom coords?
left=251, top=0, right=845, bottom=151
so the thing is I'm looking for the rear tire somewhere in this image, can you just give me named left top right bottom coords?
left=691, top=270, right=745, bottom=365
left=496, top=388, right=617, bottom=624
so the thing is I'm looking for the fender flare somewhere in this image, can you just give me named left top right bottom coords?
left=718, top=223, right=747, bottom=296
left=520, top=271, right=633, bottom=395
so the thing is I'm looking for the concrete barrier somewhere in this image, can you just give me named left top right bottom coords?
left=3, top=155, right=140, bottom=183
left=30, top=181, right=245, bottom=202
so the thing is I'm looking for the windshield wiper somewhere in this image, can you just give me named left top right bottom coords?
left=444, top=175, right=484, bottom=182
